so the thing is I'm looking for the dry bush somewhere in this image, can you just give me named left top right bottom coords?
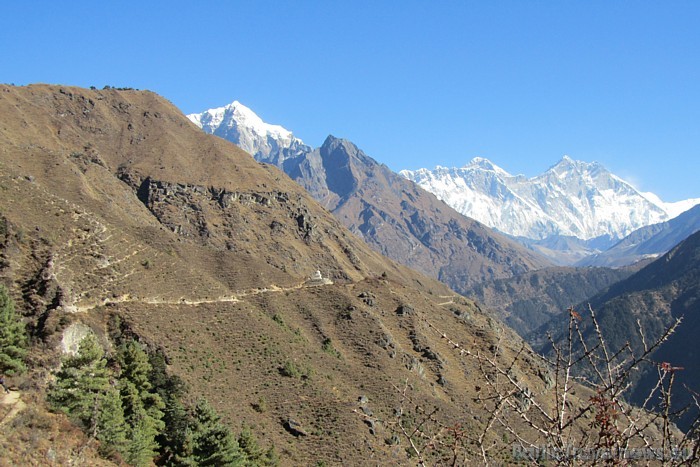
left=382, top=305, right=700, bottom=466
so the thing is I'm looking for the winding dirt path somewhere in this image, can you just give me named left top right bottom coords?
left=70, top=280, right=331, bottom=313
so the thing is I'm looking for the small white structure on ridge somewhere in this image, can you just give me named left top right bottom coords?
left=306, top=269, right=333, bottom=286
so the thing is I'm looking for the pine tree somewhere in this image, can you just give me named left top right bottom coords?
left=48, top=334, right=112, bottom=429
left=191, top=399, right=243, bottom=466
left=238, top=424, right=279, bottom=466
left=49, top=333, right=129, bottom=460
left=0, top=285, right=28, bottom=376
left=149, top=350, right=191, bottom=465
left=96, top=384, right=129, bottom=460
left=117, top=339, right=165, bottom=466
left=160, top=401, right=196, bottom=466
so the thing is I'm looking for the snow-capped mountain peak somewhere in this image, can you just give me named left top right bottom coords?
left=464, top=157, right=512, bottom=177
left=187, top=101, right=309, bottom=165
left=402, top=157, right=700, bottom=242
left=188, top=100, right=700, bottom=247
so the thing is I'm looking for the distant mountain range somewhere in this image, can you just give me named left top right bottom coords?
left=189, top=101, right=700, bottom=270
left=188, top=102, right=550, bottom=292
left=401, top=158, right=699, bottom=245
left=577, top=203, right=700, bottom=267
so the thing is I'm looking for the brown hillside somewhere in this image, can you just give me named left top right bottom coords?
left=0, top=84, right=669, bottom=465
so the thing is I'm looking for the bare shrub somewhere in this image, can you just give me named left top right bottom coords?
left=379, top=305, right=700, bottom=465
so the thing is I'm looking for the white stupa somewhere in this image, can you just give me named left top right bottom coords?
left=306, top=269, right=333, bottom=286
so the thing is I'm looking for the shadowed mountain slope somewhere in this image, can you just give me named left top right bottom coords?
left=534, top=230, right=700, bottom=430
left=465, top=266, right=636, bottom=337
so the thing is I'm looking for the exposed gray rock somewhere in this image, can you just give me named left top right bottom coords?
left=283, top=417, right=308, bottom=437
left=60, top=323, right=94, bottom=355
left=396, top=304, right=414, bottom=317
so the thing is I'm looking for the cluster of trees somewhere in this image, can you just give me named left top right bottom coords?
left=48, top=333, right=278, bottom=466
left=0, top=284, right=277, bottom=466
left=0, top=284, right=28, bottom=377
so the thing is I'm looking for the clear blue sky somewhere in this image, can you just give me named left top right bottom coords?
left=3, top=1, right=699, bottom=201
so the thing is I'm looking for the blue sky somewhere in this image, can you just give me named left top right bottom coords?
left=3, top=1, right=699, bottom=201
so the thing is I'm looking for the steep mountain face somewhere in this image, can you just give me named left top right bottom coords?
left=0, top=84, right=569, bottom=465
left=308, top=137, right=553, bottom=291
left=577, top=203, right=700, bottom=267
left=465, top=266, right=636, bottom=337
left=401, top=157, right=700, bottom=245
left=535, top=230, right=700, bottom=430
left=189, top=101, right=311, bottom=166
left=188, top=104, right=551, bottom=292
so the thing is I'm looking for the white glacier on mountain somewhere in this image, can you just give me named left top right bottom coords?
left=401, top=156, right=700, bottom=242
left=187, top=101, right=310, bottom=166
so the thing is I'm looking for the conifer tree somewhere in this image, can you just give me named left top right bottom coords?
left=191, top=399, right=243, bottom=466
left=48, top=333, right=129, bottom=456
left=238, top=425, right=262, bottom=461
left=96, top=384, right=129, bottom=459
left=48, top=334, right=111, bottom=428
left=149, top=351, right=191, bottom=465
left=117, top=339, right=166, bottom=466
left=238, top=425, right=279, bottom=466
left=0, top=285, right=28, bottom=376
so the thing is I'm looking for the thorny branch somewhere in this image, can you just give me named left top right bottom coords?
left=377, top=304, right=700, bottom=465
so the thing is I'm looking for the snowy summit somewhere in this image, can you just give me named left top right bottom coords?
left=401, top=157, right=700, bottom=243
left=188, top=101, right=310, bottom=166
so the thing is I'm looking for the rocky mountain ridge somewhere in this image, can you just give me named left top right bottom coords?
left=577, top=203, right=700, bottom=267
left=401, top=157, right=700, bottom=244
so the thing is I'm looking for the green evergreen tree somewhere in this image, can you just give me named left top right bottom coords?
left=169, top=425, right=197, bottom=467
left=96, top=384, right=129, bottom=459
left=238, top=424, right=262, bottom=461
left=0, top=285, right=28, bottom=376
left=238, top=424, right=279, bottom=467
left=262, top=445, right=280, bottom=467
left=191, top=399, right=243, bottom=466
left=158, top=396, right=192, bottom=466
left=149, top=350, right=191, bottom=465
left=48, top=334, right=111, bottom=429
left=48, top=333, right=129, bottom=459
left=117, top=339, right=166, bottom=466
